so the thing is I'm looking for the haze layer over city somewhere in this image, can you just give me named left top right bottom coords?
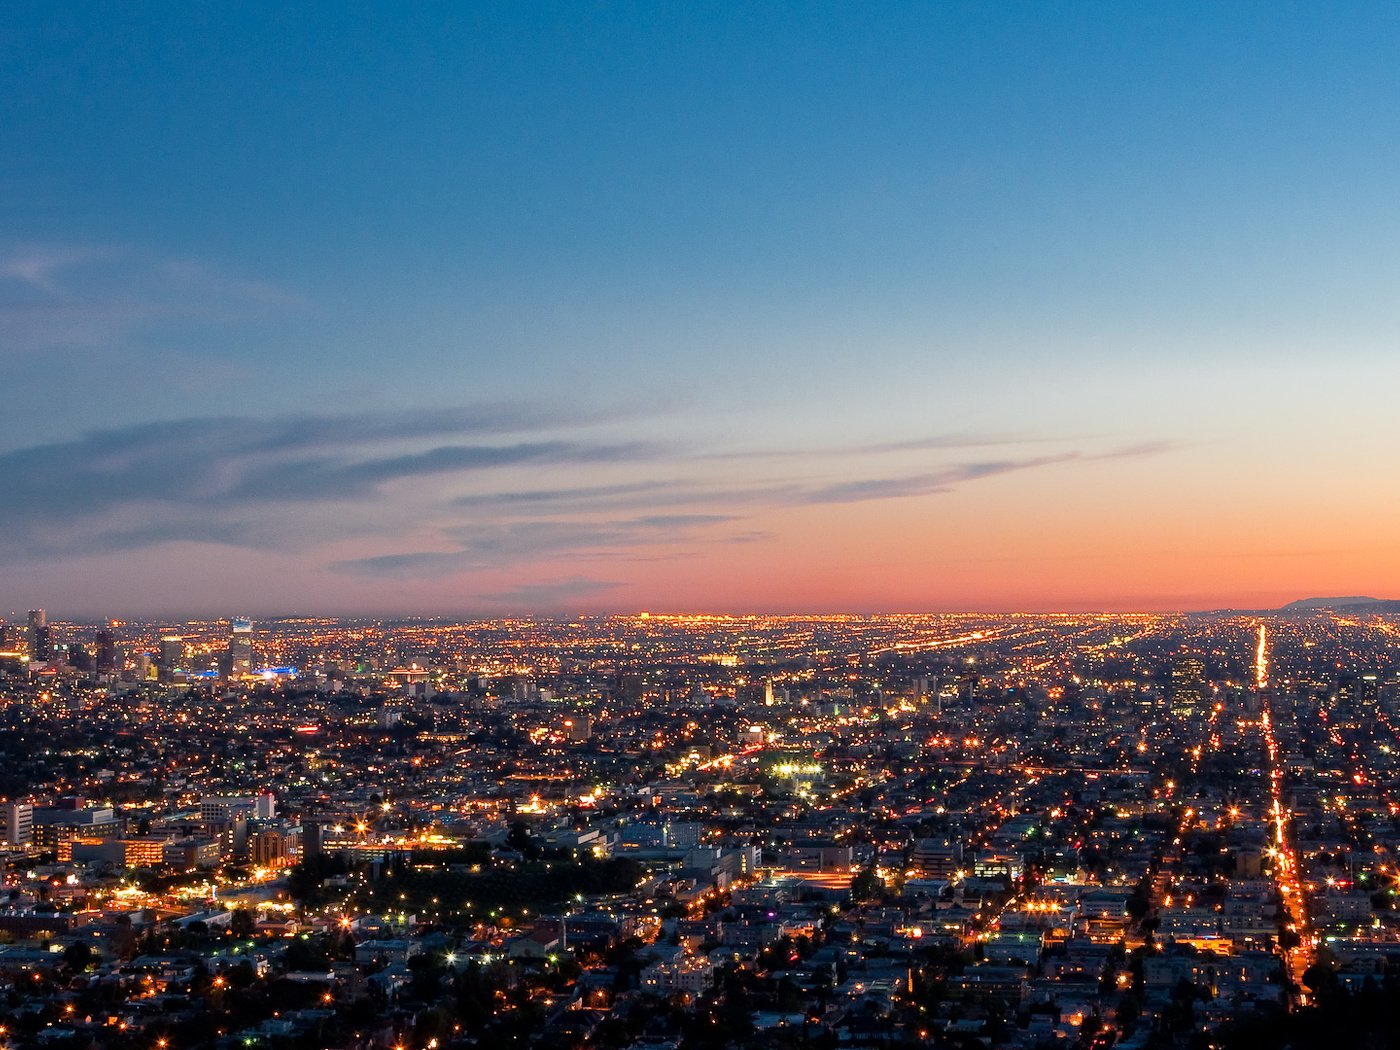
left=5, top=3, right=1400, bottom=1050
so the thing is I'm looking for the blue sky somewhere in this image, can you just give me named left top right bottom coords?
left=4, top=3, right=1400, bottom=616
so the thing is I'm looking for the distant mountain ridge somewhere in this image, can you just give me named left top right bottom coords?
left=1278, top=596, right=1400, bottom=612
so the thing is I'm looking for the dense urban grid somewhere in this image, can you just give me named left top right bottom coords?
left=2, top=605, right=1399, bottom=1049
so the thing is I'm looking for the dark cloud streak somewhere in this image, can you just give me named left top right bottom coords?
left=800, top=455, right=1080, bottom=504
left=0, top=405, right=1175, bottom=576
left=332, top=514, right=743, bottom=578
left=0, top=409, right=659, bottom=556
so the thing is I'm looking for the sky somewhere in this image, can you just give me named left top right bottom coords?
left=3, top=2, right=1400, bottom=618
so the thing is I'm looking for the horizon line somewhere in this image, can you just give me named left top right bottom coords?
left=8, top=599, right=1390, bottom=624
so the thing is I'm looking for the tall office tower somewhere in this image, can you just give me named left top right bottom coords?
left=159, top=635, right=184, bottom=678
left=27, top=610, right=51, bottom=661
left=301, top=819, right=326, bottom=860
left=229, top=619, right=254, bottom=676
left=1337, top=672, right=1380, bottom=713
left=200, top=796, right=256, bottom=822
left=1, top=801, right=33, bottom=846
left=1169, top=655, right=1207, bottom=715
left=563, top=713, right=592, bottom=742
left=958, top=673, right=978, bottom=705
left=67, top=643, right=92, bottom=674
left=94, top=629, right=118, bottom=673
left=922, top=675, right=944, bottom=714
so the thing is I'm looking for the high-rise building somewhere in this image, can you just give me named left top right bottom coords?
left=251, top=827, right=295, bottom=866
left=0, top=624, right=21, bottom=653
left=1338, top=672, right=1380, bottom=713
left=1170, top=656, right=1207, bottom=715
left=68, top=643, right=92, bottom=674
left=301, top=819, right=327, bottom=860
left=229, top=619, right=254, bottom=676
left=27, top=610, right=51, bottom=662
left=563, top=714, right=592, bottom=742
left=200, top=796, right=257, bottom=822
left=1, top=801, right=33, bottom=846
left=94, top=629, right=118, bottom=673
left=159, top=635, right=184, bottom=678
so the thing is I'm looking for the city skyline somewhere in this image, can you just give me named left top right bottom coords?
left=6, top=4, right=1400, bottom=615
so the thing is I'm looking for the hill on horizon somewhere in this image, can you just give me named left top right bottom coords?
left=1279, top=596, right=1400, bottom=612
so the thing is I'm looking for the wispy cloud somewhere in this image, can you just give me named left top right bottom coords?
left=229, top=441, right=657, bottom=502
left=451, top=479, right=806, bottom=515
left=453, top=480, right=680, bottom=507
left=0, top=243, right=301, bottom=354
left=0, top=408, right=658, bottom=557
left=1085, top=440, right=1178, bottom=461
left=327, top=446, right=1177, bottom=578
left=255, top=403, right=593, bottom=452
left=797, top=443, right=1177, bottom=504
left=702, top=430, right=1075, bottom=462
left=853, top=433, right=1074, bottom=455
left=0, top=245, right=115, bottom=293
left=0, top=400, right=1175, bottom=584
left=332, top=515, right=742, bottom=577
left=800, top=454, right=1080, bottom=504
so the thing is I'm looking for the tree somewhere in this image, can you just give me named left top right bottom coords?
left=283, top=936, right=331, bottom=973
left=62, top=939, right=93, bottom=972
left=1125, top=888, right=1151, bottom=921
left=1302, top=960, right=1341, bottom=1000
left=287, top=854, right=348, bottom=907
left=1117, top=993, right=1140, bottom=1033
left=506, top=821, right=539, bottom=859
left=850, top=866, right=880, bottom=902
left=229, top=908, right=256, bottom=939
left=111, top=914, right=138, bottom=960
